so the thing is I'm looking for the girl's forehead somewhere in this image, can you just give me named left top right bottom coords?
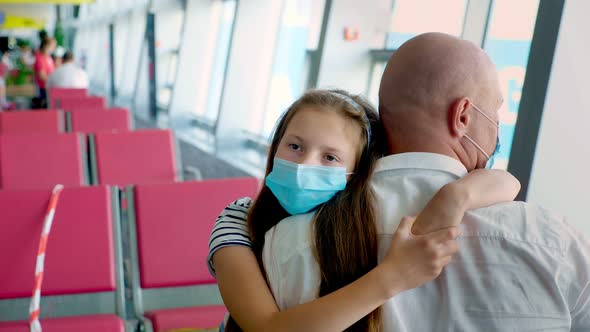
left=288, top=106, right=359, bottom=130
left=285, top=107, right=362, bottom=147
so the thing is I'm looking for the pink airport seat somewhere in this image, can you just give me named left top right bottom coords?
left=2, top=109, right=55, bottom=112
left=145, top=306, right=227, bottom=332
left=66, top=106, right=124, bottom=112
left=126, top=178, right=260, bottom=331
left=90, top=129, right=178, bottom=186
left=62, top=105, right=129, bottom=112
left=59, top=96, right=106, bottom=112
left=68, top=108, right=131, bottom=133
left=0, top=111, right=65, bottom=134
left=49, top=88, right=87, bottom=109
left=0, top=133, right=87, bottom=190
left=0, top=186, right=126, bottom=323
left=0, top=314, right=124, bottom=332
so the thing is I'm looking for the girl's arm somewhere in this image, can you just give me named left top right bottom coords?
left=214, top=170, right=519, bottom=332
left=214, top=217, right=459, bottom=332
left=411, top=169, right=521, bottom=235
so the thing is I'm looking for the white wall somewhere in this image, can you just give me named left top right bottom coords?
left=527, top=0, right=590, bottom=235
left=316, top=0, right=391, bottom=94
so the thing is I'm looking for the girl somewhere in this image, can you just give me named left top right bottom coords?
left=208, top=89, right=520, bottom=331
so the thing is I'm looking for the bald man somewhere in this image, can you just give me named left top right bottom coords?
left=262, top=33, right=590, bottom=330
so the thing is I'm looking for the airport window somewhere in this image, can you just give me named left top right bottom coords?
left=157, top=0, right=237, bottom=141
left=367, top=0, right=468, bottom=105
left=385, top=0, right=468, bottom=49
left=484, top=0, right=540, bottom=170
left=134, top=44, right=151, bottom=118
left=365, top=0, right=541, bottom=170
left=259, top=0, right=326, bottom=139
left=83, top=26, right=109, bottom=94
left=366, top=57, right=387, bottom=106
left=155, top=4, right=184, bottom=112
left=191, top=0, right=238, bottom=126
left=116, top=10, right=146, bottom=105
left=113, top=17, right=129, bottom=97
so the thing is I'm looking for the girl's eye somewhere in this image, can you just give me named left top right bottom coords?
left=325, top=154, right=339, bottom=163
left=288, top=143, right=302, bottom=151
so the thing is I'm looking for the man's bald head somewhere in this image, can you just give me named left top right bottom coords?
left=378, top=32, right=503, bottom=170
left=379, top=32, right=500, bottom=115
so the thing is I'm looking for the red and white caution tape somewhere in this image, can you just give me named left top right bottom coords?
left=29, top=184, right=64, bottom=332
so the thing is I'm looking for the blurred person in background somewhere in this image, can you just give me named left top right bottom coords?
left=0, top=51, right=12, bottom=110
left=33, top=37, right=56, bottom=108
left=47, top=51, right=88, bottom=90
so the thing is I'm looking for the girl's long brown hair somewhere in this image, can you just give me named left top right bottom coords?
left=225, top=89, right=384, bottom=332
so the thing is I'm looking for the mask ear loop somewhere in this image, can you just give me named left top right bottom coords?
left=466, top=101, right=500, bottom=162
left=464, top=135, right=491, bottom=160
left=470, top=102, right=498, bottom=126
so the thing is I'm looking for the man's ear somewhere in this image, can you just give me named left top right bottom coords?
left=449, top=97, right=471, bottom=137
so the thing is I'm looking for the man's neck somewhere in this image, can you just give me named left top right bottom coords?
left=382, top=114, right=476, bottom=171
left=386, top=136, right=474, bottom=171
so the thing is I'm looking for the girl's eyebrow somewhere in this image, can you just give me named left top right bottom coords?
left=321, top=145, right=345, bottom=156
left=285, top=134, right=346, bottom=156
left=285, top=134, right=304, bottom=142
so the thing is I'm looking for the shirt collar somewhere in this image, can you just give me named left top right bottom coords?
left=375, top=152, right=468, bottom=178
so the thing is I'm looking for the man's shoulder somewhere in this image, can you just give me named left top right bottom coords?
left=61, top=63, right=80, bottom=73
left=50, top=66, right=65, bottom=75
left=70, top=64, right=86, bottom=74
left=463, top=201, right=574, bottom=253
left=469, top=200, right=564, bottom=223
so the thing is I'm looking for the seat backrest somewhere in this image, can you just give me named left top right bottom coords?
left=59, top=96, right=106, bottom=112
left=2, top=109, right=57, bottom=112
left=0, top=186, right=125, bottom=321
left=0, top=133, right=87, bottom=190
left=126, top=178, right=259, bottom=315
left=49, top=88, right=87, bottom=109
left=0, top=314, right=125, bottom=332
left=69, top=108, right=131, bottom=133
left=0, top=111, right=64, bottom=134
left=91, top=129, right=178, bottom=186
left=144, top=306, right=227, bottom=332
left=132, top=178, right=260, bottom=289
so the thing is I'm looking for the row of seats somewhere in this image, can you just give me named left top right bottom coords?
left=48, top=87, right=106, bottom=111
left=0, top=108, right=130, bottom=134
left=0, top=130, right=179, bottom=189
left=0, top=178, right=260, bottom=331
left=1, top=88, right=255, bottom=331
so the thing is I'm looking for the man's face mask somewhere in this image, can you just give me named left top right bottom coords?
left=265, top=158, right=348, bottom=215
left=464, top=102, right=501, bottom=169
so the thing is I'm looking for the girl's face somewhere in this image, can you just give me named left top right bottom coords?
left=275, top=106, right=363, bottom=173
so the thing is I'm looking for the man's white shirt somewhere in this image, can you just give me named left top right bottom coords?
left=47, top=63, right=89, bottom=90
left=263, top=152, right=590, bottom=331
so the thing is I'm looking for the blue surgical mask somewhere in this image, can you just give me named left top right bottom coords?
left=265, top=158, right=347, bottom=215
left=486, top=135, right=501, bottom=169
left=464, top=102, right=501, bottom=169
